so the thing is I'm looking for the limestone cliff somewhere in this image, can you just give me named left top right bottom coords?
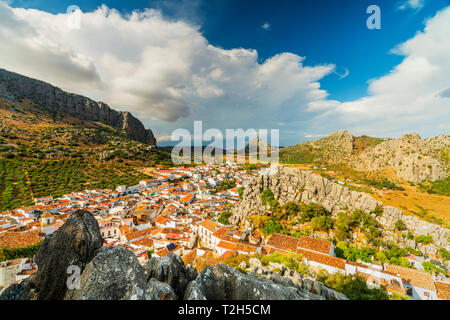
left=281, top=130, right=449, bottom=183
left=0, top=68, right=156, bottom=145
left=351, top=133, right=449, bottom=183
left=231, top=166, right=450, bottom=252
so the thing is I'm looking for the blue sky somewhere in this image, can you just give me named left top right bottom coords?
left=2, top=0, right=450, bottom=146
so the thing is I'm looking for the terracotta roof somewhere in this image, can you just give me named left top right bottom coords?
left=155, top=243, right=181, bottom=257
left=217, top=240, right=237, bottom=251
left=199, top=219, right=219, bottom=233
left=125, top=227, right=157, bottom=242
left=436, top=281, right=450, bottom=300
left=297, top=236, right=332, bottom=255
left=0, top=230, right=41, bottom=249
left=179, top=193, right=194, bottom=203
left=385, top=264, right=436, bottom=291
left=155, top=214, right=169, bottom=225
left=133, top=237, right=154, bottom=248
left=297, top=248, right=346, bottom=270
left=212, top=227, right=234, bottom=240
left=235, top=242, right=258, bottom=254
left=266, top=233, right=299, bottom=252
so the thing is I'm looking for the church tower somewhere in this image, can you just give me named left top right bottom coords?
left=40, top=211, right=56, bottom=235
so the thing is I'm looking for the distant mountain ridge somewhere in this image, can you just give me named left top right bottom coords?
left=0, top=68, right=156, bottom=145
left=280, top=130, right=449, bottom=183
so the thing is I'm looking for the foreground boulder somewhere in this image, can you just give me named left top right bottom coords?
left=144, top=253, right=197, bottom=298
left=148, top=278, right=177, bottom=300
left=0, top=210, right=103, bottom=300
left=184, top=263, right=328, bottom=300
left=33, top=210, right=103, bottom=300
left=65, top=246, right=151, bottom=300
left=0, top=277, right=35, bottom=300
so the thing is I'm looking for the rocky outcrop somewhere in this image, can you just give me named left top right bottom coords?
left=34, top=210, right=104, bottom=299
left=231, top=166, right=450, bottom=251
left=148, top=278, right=177, bottom=300
left=0, top=68, right=156, bottom=145
left=144, top=253, right=198, bottom=298
left=0, top=210, right=103, bottom=300
left=65, top=246, right=151, bottom=300
left=351, top=133, right=449, bottom=183
left=184, top=263, right=347, bottom=300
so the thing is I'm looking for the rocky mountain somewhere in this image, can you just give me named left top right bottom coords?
left=351, top=133, right=449, bottom=183
left=280, top=130, right=358, bottom=164
left=0, top=68, right=156, bottom=145
left=0, top=210, right=348, bottom=301
left=244, top=137, right=275, bottom=153
left=231, top=166, right=450, bottom=254
left=280, top=130, right=449, bottom=183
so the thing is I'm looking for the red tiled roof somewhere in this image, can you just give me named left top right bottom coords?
left=436, top=281, right=450, bottom=300
left=217, top=241, right=237, bottom=251
left=0, top=230, right=41, bottom=249
left=199, top=219, right=219, bottom=233
left=296, top=248, right=346, bottom=270
left=385, top=264, right=436, bottom=291
left=266, top=233, right=299, bottom=252
left=297, top=236, right=332, bottom=255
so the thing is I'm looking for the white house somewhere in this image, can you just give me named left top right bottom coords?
left=385, top=264, right=438, bottom=300
left=116, top=185, right=126, bottom=193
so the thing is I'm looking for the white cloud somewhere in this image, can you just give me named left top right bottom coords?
left=0, top=2, right=447, bottom=145
left=0, top=2, right=335, bottom=137
left=335, top=67, right=349, bottom=80
left=312, top=6, right=450, bottom=138
left=305, top=134, right=327, bottom=138
left=261, top=22, right=271, bottom=30
left=398, top=0, right=425, bottom=11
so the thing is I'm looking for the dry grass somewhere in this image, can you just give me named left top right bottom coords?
left=281, top=163, right=450, bottom=228
left=372, top=184, right=450, bottom=228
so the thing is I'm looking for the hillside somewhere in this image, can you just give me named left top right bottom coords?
left=280, top=130, right=361, bottom=164
left=231, top=166, right=450, bottom=256
left=280, top=131, right=449, bottom=184
left=0, top=69, right=173, bottom=211
left=279, top=131, right=450, bottom=226
left=351, top=133, right=449, bottom=183
left=0, top=68, right=156, bottom=145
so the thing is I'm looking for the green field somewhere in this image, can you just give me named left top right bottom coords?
left=0, top=158, right=151, bottom=211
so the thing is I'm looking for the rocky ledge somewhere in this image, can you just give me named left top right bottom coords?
left=0, top=210, right=347, bottom=300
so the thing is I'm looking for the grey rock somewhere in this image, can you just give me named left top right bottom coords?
left=0, top=276, right=36, bottom=300
left=65, top=246, right=150, bottom=300
left=144, top=253, right=197, bottom=298
left=148, top=278, right=177, bottom=300
left=249, top=257, right=263, bottom=270
left=32, top=210, right=102, bottom=300
left=183, top=263, right=339, bottom=300
left=183, top=282, right=207, bottom=300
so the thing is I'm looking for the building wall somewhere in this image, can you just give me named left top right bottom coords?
left=405, top=284, right=438, bottom=300
left=0, top=266, right=16, bottom=287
